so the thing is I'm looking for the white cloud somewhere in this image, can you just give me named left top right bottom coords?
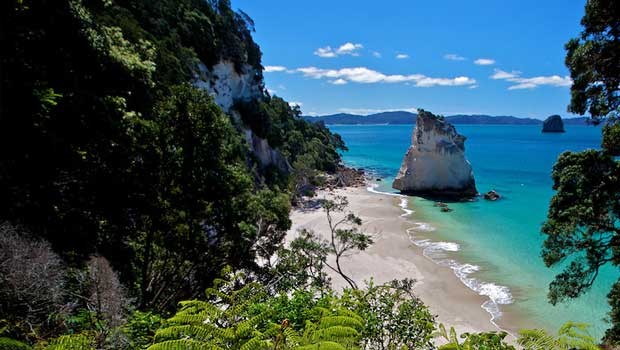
left=314, top=42, right=363, bottom=58
left=295, top=66, right=476, bottom=87
left=490, top=69, right=521, bottom=80
left=372, top=51, right=382, bottom=58
left=474, top=58, right=496, bottom=65
left=330, top=78, right=348, bottom=85
left=396, top=53, right=409, bottom=59
left=444, top=54, right=466, bottom=61
left=267, top=88, right=277, bottom=95
left=288, top=101, right=303, bottom=107
left=468, top=84, right=479, bottom=89
left=264, top=65, right=287, bottom=72
left=337, top=42, right=363, bottom=55
left=490, top=69, right=572, bottom=90
left=314, top=47, right=337, bottom=58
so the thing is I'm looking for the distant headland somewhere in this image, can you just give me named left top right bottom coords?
left=303, top=111, right=589, bottom=126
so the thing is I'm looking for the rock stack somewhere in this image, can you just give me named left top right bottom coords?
left=542, top=115, right=565, bottom=133
left=392, top=109, right=477, bottom=198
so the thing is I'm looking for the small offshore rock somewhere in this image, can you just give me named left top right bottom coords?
left=542, top=115, right=565, bottom=133
left=483, top=190, right=501, bottom=201
left=440, top=206, right=453, bottom=212
left=434, top=202, right=449, bottom=208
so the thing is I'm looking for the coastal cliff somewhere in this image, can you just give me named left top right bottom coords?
left=392, top=110, right=477, bottom=197
left=542, top=115, right=565, bottom=133
left=194, top=61, right=291, bottom=171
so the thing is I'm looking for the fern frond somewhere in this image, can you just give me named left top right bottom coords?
left=296, top=341, right=348, bottom=350
left=153, top=325, right=229, bottom=343
left=44, top=333, right=95, bottom=350
left=146, top=339, right=223, bottom=350
left=318, top=316, right=363, bottom=331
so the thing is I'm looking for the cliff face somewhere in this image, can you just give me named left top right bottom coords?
left=194, top=61, right=291, bottom=171
left=542, top=115, right=565, bottom=133
left=392, top=110, right=477, bottom=197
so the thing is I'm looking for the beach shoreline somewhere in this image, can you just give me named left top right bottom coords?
left=287, top=184, right=523, bottom=340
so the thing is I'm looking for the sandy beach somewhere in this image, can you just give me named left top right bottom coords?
left=288, top=185, right=518, bottom=340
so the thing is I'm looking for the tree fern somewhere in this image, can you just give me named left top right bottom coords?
left=436, top=324, right=515, bottom=350
left=0, top=337, right=31, bottom=350
left=148, top=270, right=274, bottom=350
left=517, top=322, right=599, bottom=350
left=148, top=268, right=365, bottom=350
left=39, top=333, right=96, bottom=350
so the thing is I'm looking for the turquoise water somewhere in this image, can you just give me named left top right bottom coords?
left=329, top=124, right=617, bottom=339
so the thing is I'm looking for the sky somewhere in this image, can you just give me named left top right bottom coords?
left=231, top=0, right=586, bottom=119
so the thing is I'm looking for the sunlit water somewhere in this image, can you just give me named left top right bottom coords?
left=329, top=123, right=617, bottom=340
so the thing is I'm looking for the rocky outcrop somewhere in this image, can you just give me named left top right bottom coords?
left=392, top=110, right=477, bottom=197
left=194, top=61, right=261, bottom=112
left=542, top=115, right=565, bottom=133
left=194, top=61, right=290, bottom=172
left=483, top=190, right=501, bottom=201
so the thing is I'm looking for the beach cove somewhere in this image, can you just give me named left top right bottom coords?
left=288, top=186, right=513, bottom=338
left=309, top=123, right=616, bottom=341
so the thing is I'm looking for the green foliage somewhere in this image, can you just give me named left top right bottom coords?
left=149, top=270, right=274, bottom=349
left=149, top=269, right=363, bottom=350
left=541, top=149, right=620, bottom=342
left=37, top=333, right=96, bottom=350
left=341, top=279, right=436, bottom=350
left=269, top=196, right=371, bottom=292
left=542, top=0, right=620, bottom=343
left=564, top=0, right=619, bottom=119
left=0, top=338, right=31, bottom=350
left=235, top=96, right=346, bottom=174
left=122, top=311, right=163, bottom=349
left=436, top=324, right=515, bottom=350
left=517, top=322, right=599, bottom=350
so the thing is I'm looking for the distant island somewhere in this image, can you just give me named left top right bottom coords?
left=303, top=111, right=589, bottom=125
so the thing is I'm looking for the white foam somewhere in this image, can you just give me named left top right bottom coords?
left=406, top=227, right=513, bottom=327
left=399, top=198, right=414, bottom=217
left=449, top=261, right=513, bottom=322
left=366, top=183, right=414, bottom=216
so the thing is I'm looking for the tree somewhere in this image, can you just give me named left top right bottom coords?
left=270, top=196, right=372, bottom=291
left=147, top=268, right=363, bottom=350
left=437, top=324, right=515, bottom=350
left=340, top=279, right=436, bottom=350
left=517, top=322, right=599, bottom=350
left=0, top=223, right=66, bottom=339
left=542, top=0, right=620, bottom=344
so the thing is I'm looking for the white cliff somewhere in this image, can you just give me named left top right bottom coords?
left=194, top=61, right=261, bottom=112
left=392, top=109, right=477, bottom=197
left=194, top=61, right=290, bottom=171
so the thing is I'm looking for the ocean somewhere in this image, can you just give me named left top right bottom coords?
left=328, top=123, right=617, bottom=340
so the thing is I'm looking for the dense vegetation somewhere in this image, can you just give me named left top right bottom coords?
left=541, top=0, right=620, bottom=345
left=0, top=0, right=617, bottom=349
left=0, top=0, right=345, bottom=345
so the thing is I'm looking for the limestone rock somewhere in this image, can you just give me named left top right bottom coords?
left=392, top=110, right=477, bottom=197
left=542, top=115, right=565, bottom=133
left=194, top=60, right=290, bottom=172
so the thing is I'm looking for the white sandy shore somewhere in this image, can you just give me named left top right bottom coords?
left=287, top=185, right=518, bottom=340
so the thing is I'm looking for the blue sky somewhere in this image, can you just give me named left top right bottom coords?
left=232, top=0, right=585, bottom=119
